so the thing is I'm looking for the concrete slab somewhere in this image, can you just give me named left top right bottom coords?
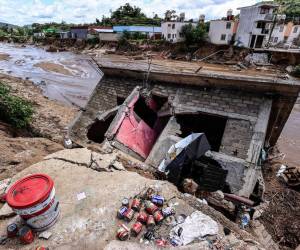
left=0, top=153, right=184, bottom=249
left=44, top=148, right=92, bottom=167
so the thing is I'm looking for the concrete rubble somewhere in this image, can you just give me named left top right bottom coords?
left=0, top=148, right=272, bottom=249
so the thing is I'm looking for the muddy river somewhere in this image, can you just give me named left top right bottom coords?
left=0, top=43, right=102, bottom=108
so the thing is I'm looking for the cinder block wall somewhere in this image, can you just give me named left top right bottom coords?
left=70, top=76, right=270, bottom=162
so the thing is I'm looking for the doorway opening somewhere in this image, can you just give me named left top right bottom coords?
left=87, top=115, right=115, bottom=143
left=176, top=113, right=227, bottom=151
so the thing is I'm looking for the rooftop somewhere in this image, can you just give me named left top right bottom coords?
left=96, top=54, right=300, bottom=96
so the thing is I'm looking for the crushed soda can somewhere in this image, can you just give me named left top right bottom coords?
left=19, top=226, right=34, bottom=244
left=131, top=222, right=143, bottom=237
left=122, top=198, right=129, bottom=207
left=156, top=239, right=169, bottom=247
left=124, top=208, right=135, bottom=221
left=7, top=223, right=18, bottom=238
left=162, top=207, right=175, bottom=217
left=151, top=195, right=164, bottom=206
left=146, top=215, right=156, bottom=229
left=145, top=201, right=158, bottom=214
left=137, top=211, right=148, bottom=224
left=117, top=206, right=128, bottom=219
left=131, top=198, right=142, bottom=212
left=117, top=224, right=130, bottom=241
left=153, top=210, right=164, bottom=224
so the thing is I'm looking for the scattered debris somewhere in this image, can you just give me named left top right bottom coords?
left=38, top=231, right=53, bottom=240
left=169, top=211, right=218, bottom=246
left=77, top=192, right=87, bottom=201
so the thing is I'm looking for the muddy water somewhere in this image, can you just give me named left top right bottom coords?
left=0, top=43, right=102, bottom=108
left=278, top=102, right=300, bottom=166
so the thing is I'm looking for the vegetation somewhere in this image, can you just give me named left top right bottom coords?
left=181, top=23, right=207, bottom=46
left=0, top=83, right=34, bottom=128
left=291, top=65, right=300, bottom=78
left=275, top=0, right=300, bottom=21
left=97, top=3, right=161, bottom=26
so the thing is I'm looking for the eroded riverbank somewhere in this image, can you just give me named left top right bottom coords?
left=0, top=43, right=102, bottom=108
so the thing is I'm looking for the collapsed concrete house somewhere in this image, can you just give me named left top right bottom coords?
left=69, top=63, right=300, bottom=198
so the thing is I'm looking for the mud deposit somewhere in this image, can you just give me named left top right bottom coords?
left=278, top=103, right=300, bottom=167
left=0, top=43, right=102, bottom=108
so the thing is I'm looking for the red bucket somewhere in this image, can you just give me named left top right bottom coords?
left=6, top=174, right=60, bottom=231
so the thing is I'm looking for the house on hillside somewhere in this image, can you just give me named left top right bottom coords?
left=161, top=12, right=197, bottom=43
left=58, top=31, right=71, bottom=39
left=287, top=23, right=300, bottom=46
left=113, top=26, right=162, bottom=39
left=88, top=26, right=121, bottom=42
left=208, top=9, right=238, bottom=45
left=70, top=26, right=88, bottom=39
left=235, top=2, right=281, bottom=48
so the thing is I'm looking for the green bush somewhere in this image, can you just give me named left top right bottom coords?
left=0, top=83, right=34, bottom=128
left=291, top=65, right=300, bottom=78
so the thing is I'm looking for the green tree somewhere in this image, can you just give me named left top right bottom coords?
left=275, top=0, right=300, bottom=20
left=111, top=3, right=146, bottom=19
left=181, top=23, right=207, bottom=46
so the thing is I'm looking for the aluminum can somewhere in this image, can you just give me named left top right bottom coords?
left=131, top=198, right=141, bottom=212
left=146, top=215, right=156, bottom=229
left=116, top=224, right=129, bottom=241
left=145, top=201, right=158, bottom=214
left=19, top=226, right=34, bottom=244
left=153, top=210, right=164, bottom=223
left=121, top=198, right=129, bottom=207
left=137, top=211, right=148, bottom=224
left=7, top=223, right=18, bottom=238
left=131, top=221, right=143, bottom=236
left=117, top=206, right=128, bottom=219
left=151, top=195, right=164, bottom=206
left=123, top=208, right=134, bottom=221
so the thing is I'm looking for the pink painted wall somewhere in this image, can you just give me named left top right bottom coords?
left=116, top=107, right=158, bottom=159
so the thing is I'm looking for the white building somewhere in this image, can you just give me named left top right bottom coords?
left=236, top=2, right=279, bottom=48
left=161, top=21, right=197, bottom=43
left=208, top=10, right=237, bottom=45
left=269, top=23, right=286, bottom=45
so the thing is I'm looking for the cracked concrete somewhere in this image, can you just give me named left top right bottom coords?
left=44, top=148, right=93, bottom=167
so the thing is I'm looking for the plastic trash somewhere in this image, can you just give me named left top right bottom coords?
left=276, top=164, right=287, bottom=177
left=170, top=211, right=218, bottom=246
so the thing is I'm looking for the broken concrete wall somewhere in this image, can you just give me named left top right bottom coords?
left=70, top=76, right=137, bottom=144
left=205, top=151, right=260, bottom=197
left=70, top=75, right=272, bottom=165
left=146, top=117, right=182, bottom=167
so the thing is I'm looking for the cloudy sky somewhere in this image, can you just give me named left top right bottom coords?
left=0, top=0, right=259, bottom=26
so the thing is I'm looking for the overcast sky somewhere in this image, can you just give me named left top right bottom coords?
left=0, top=0, right=259, bottom=26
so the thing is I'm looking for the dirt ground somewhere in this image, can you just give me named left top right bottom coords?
left=261, top=158, right=300, bottom=250
left=0, top=53, right=10, bottom=61
left=0, top=74, right=78, bottom=179
left=34, top=61, right=73, bottom=76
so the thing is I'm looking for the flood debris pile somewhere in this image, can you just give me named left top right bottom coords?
left=115, top=186, right=218, bottom=247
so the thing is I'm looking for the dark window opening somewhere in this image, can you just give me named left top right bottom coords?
left=255, top=35, right=264, bottom=48
left=133, top=97, right=157, bottom=128
left=117, top=96, right=126, bottom=105
left=151, top=94, right=168, bottom=111
left=87, top=115, right=115, bottom=143
left=176, top=113, right=227, bottom=151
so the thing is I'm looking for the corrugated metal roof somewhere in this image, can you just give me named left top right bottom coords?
left=113, top=26, right=162, bottom=33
